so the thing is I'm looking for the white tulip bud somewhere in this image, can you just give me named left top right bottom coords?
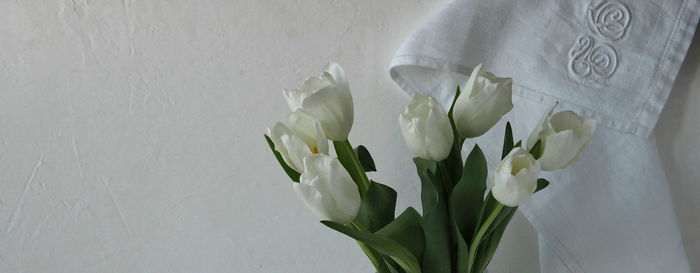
left=287, top=110, right=328, bottom=155
left=527, top=106, right=597, bottom=171
left=399, top=93, right=454, bottom=161
left=454, top=63, right=513, bottom=138
left=267, top=120, right=327, bottom=173
left=491, top=148, right=541, bottom=207
left=293, top=154, right=361, bottom=224
left=283, top=63, right=353, bottom=141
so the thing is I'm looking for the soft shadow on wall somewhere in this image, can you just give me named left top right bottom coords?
left=656, top=26, right=700, bottom=271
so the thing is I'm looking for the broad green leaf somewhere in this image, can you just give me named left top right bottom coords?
left=474, top=207, right=517, bottom=272
left=264, top=135, right=300, bottom=182
left=529, top=139, right=543, bottom=159
left=536, top=178, right=550, bottom=192
left=452, top=215, right=470, bottom=273
left=451, top=145, right=488, bottom=245
left=501, top=122, right=514, bottom=159
left=356, top=181, right=397, bottom=232
left=418, top=169, right=451, bottom=273
left=413, top=157, right=437, bottom=176
left=355, top=145, right=377, bottom=172
left=333, top=140, right=369, bottom=196
left=321, top=221, right=423, bottom=273
left=382, top=257, right=405, bottom=273
left=376, top=207, right=425, bottom=263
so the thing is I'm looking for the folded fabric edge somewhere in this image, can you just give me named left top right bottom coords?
left=389, top=54, right=641, bottom=135
left=636, top=0, right=700, bottom=137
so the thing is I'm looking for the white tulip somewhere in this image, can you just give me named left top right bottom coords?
left=527, top=106, right=597, bottom=171
left=287, top=110, right=329, bottom=155
left=491, top=148, right=541, bottom=207
left=267, top=121, right=327, bottom=173
left=399, top=93, right=454, bottom=161
left=454, top=63, right=513, bottom=138
left=283, top=63, right=354, bottom=141
left=294, top=154, right=361, bottom=224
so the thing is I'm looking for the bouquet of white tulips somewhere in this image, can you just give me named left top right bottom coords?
left=265, top=63, right=596, bottom=273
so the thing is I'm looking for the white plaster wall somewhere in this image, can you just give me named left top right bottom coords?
left=0, top=1, right=695, bottom=272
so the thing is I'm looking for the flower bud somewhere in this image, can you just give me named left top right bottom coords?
left=491, top=148, right=541, bottom=207
left=454, top=63, right=513, bottom=138
left=399, top=93, right=454, bottom=161
left=293, top=154, right=361, bottom=224
left=527, top=107, right=596, bottom=171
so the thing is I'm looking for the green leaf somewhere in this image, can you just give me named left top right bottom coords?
left=452, top=222, right=470, bottom=273
left=418, top=169, right=451, bottom=273
left=529, top=139, right=543, bottom=159
left=536, top=178, right=550, bottom=192
left=450, top=145, right=488, bottom=246
left=514, top=140, right=522, bottom=148
left=333, top=140, right=370, bottom=196
left=445, top=85, right=465, bottom=185
left=356, top=181, right=397, bottom=232
left=474, top=207, right=517, bottom=272
left=264, top=135, right=300, bottom=182
left=322, top=220, right=423, bottom=273
left=413, top=158, right=437, bottom=176
left=501, top=122, right=514, bottom=159
left=355, top=145, right=377, bottom=172
left=448, top=85, right=461, bottom=120
left=376, top=207, right=425, bottom=263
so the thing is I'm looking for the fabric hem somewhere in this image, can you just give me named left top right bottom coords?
left=635, top=0, right=700, bottom=137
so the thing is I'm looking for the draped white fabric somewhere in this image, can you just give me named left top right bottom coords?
left=389, top=0, right=698, bottom=272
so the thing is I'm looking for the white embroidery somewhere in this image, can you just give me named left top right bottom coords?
left=589, top=1, right=631, bottom=41
left=569, top=0, right=630, bottom=85
left=569, top=35, right=618, bottom=85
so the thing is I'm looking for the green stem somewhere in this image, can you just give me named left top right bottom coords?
left=351, top=220, right=382, bottom=271
left=336, top=140, right=371, bottom=196
left=467, top=203, right=504, bottom=273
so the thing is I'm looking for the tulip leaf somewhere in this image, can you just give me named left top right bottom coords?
left=514, top=140, right=522, bottom=148
left=354, top=145, right=377, bottom=172
left=536, top=178, right=550, bottom=192
left=502, top=122, right=514, bottom=159
left=356, top=181, right=397, bottom=232
left=529, top=139, right=543, bottom=159
left=413, top=158, right=437, bottom=176
left=418, top=169, right=451, bottom=273
left=448, top=85, right=461, bottom=120
left=333, top=140, right=370, bottom=196
left=451, top=145, right=488, bottom=246
left=474, top=205, right=517, bottom=272
left=321, top=221, right=423, bottom=273
left=263, top=135, right=300, bottom=182
left=376, top=207, right=425, bottom=263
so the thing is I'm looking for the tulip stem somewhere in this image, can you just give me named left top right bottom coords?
left=334, top=140, right=371, bottom=197
left=467, top=203, right=504, bottom=273
left=351, top=220, right=383, bottom=271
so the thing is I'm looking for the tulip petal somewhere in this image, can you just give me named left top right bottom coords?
left=301, top=85, right=354, bottom=140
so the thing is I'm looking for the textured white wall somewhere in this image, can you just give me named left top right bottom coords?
left=0, top=1, right=696, bottom=272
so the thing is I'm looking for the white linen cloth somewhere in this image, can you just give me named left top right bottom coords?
left=389, top=0, right=699, bottom=272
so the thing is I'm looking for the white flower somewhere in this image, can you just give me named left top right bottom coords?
left=267, top=120, right=327, bottom=173
left=287, top=110, right=328, bottom=155
left=527, top=106, right=597, bottom=171
left=399, top=93, right=454, bottom=161
left=283, top=63, right=353, bottom=141
left=453, top=63, right=513, bottom=138
left=491, top=148, right=541, bottom=207
left=293, top=154, right=361, bottom=224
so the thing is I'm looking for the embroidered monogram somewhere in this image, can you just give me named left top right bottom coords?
left=568, top=0, right=630, bottom=86
left=589, top=1, right=631, bottom=40
left=569, top=35, right=618, bottom=83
